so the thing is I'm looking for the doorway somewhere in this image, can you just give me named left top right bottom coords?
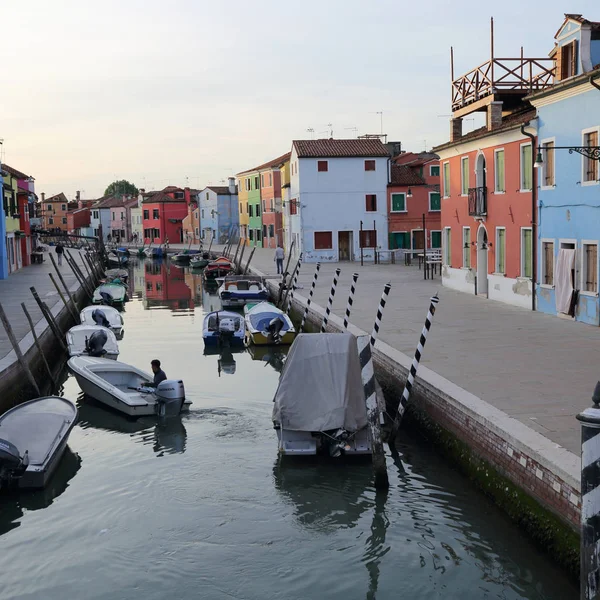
left=412, top=229, right=425, bottom=251
left=338, top=231, right=352, bottom=261
left=477, top=226, right=489, bottom=296
left=476, top=152, right=487, bottom=189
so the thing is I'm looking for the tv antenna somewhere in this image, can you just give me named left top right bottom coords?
left=370, top=111, right=384, bottom=135
left=344, top=127, right=358, bottom=138
left=306, top=128, right=315, bottom=140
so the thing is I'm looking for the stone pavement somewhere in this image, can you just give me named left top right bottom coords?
left=219, top=244, right=600, bottom=457
left=0, top=248, right=91, bottom=360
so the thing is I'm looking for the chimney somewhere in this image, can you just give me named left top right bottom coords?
left=78, top=200, right=83, bottom=209
left=450, top=118, right=463, bottom=142
left=139, top=188, right=145, bottom=194
left=41, top=192, right=45, bottom=202
left=228, top=177, right=236, bottom=194
left=487, top=101, right=503, bottom=132
left=76, top=190, right=80, bottom=201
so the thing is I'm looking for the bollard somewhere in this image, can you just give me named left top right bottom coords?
left=320, top=268, right=341, bottom=333
left=299, top=263, right=321, bottom=333
left=577, top=383, right=600, bottom=600
left=370, top=283, right=391, bottom=346
left=343, top=273, right=359, bottom=330
left=286, top=254, right=303, bottom=315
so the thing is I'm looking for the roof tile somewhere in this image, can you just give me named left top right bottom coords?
left=293, top=139, right=389, bottom=158
left=389, top=165, right=426, bottom=186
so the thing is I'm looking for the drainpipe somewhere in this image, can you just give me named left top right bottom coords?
left=521, top=122, right=537, bottom=312
left=590, top=74, right=600, bottom=93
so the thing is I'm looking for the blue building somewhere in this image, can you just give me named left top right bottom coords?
left=528, top=14, right=600, bottom=325
left=198, top=179, right=239, bottom=244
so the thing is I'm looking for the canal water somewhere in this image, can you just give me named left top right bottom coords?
left=0, top=259, right=577, bottom=599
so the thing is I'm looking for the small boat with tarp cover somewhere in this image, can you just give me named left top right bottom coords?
left=244, top=301, right=295, bottom=346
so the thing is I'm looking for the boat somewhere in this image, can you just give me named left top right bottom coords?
left=217, top=275, right=268, bottom=308
left=115, top=247, right=130, bottom=256
left=107, top=251, right=128, bottom=267
left=203, top=257, right=234, bottom=281
left=144, top=244, right=168, bottom=258
left=66, top=325, right=120, bottom=360
left=272, top=333, right=371, bottom=457
left=92, top=282, right=127, bottom=307
left=244, top=301, right=296, bottom=346
left=80, top=306, right=124, bottom=339
left=0, top=396, right=78, bottom=490
left=202, top=310, right=245, bottom=347
left=190, top=252, right=210, bottom=269
left=68, top=356, right=191, bottom=417
left=105, top=268, right=129, bottom=283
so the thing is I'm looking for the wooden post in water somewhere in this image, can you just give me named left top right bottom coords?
left=66, top=250, right=93, bottom=297
left=285, top=253, right=303, bottom=314
left=299, top=262, right=320, bottom=333
left=49, top=253, right=80, bottom=315
left=207, top=236, right=214, bottom=257
left=357, top=335, right=388, bottom=489
left=320, top=268, right=341, bottom=332
left=80, top=253, right=93, bottom=282
left=236, top=241, right=247, bottom=275
left=370, top=283, right=391, bottom=347
left=281, top=253, right=302, bottom=310
left=84, top=252, right=101, bottom=284
left=277, top=240, right=296, bottom=306
left=30, top=287, right=68, bottom=352
left=22, top=302, right=56, bottom=391
left=343, top=273, right=359, bottom=330
left=232, top=238, right=242, bottom=269
left=49, top=273, right=78, bottom=321
left=243, top=247, right=256, bottom=275
left=0, top=302, right=41, bottom=396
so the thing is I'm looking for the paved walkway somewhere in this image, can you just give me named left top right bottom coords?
left=0, top=248, right=91, bottom=360
left=219, top=244, right=599, bottom=457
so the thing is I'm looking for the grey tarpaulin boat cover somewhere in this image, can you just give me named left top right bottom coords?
left=272, top=333, right=367, bottom=432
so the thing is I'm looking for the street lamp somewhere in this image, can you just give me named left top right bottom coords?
left=534, top=145, right=600, bottom=168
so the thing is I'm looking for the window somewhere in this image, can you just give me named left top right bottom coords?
left=429, top=192, right=441, bottom=212
left=143, top=209, right=149, bottom=219
left=270, top=199, right=274, bottom=211
left=61, top=204, right=67, bottom=211
left=559, top=40, right=577, bottom=80
left=156, top=282, right=162, bottom=292
left=314, top=231, right=333, bottom=249
left=542, top=140, right=555, bottom=187
left=462, top=227, right=471, bottom=268
left=263, top=225, right=267, bottom=239
left=269, top=173, right=272, bottom=186
left=359, top=230, right=377, bottom=248
left=239, top=204, right=243, bottom=214
left=195, top=227, right=199, bottom=236
left=255, top=229, right=261, bottom=241
left=496, top=228, right=506, bottom=274
left=494, top=149, right=505, bottom=192
left=391, top=193, right=406, bottom=212
left=153, top=208, right=159, bottom=219
left=389, top=232, right=410, bottom=250
left=521, top=228, right=532, bottom=278
left=261, top=175, right=264, bottom=187
left=249, top=229, right=254, bottom=241
left=365, top=194, right=377, bottom=211
left=201, top=209, right=205, bottom=218
left=62, top=217, right=67, bottom=225
left=442, top=162, right=450, bottom=197
left=146, top=282, right=153, bottom=292
left=245, top=178, right=250, bottom=191
left=254, top=176, right=259, bottom=189
left=430, top=165, right=440, bottom=177
left=542, top=240, right=554, bottom=286
left=317, top=161, right=328, bottom=172
left=175, top=191, right=184, bottom=199
left=256, top=203, right=261, bottom=216
left=93, top=210, right=99, bottom=219
left=365, top=160, right=376, bottom=171
left=520, top=144, right=532, bottom=191
left=583, top=130, right=599, bottom=183
left=269, top=224, right=274, bottom=238
left=289, top=199, right=297, bottom=215
left=431, top=231, right=442, bottom=249
left=47, top=204, right=52, bottom=212
left=248, top=205, right=253, bottom=217
left=461, top=157, right=469, bottom=195
left=443, top=227, right=452, bottom=265
left=49, top=217, right=54, bottom=225
left=582, top=242, right=598, bottom=293
left=112, top=212, right=115, bottom=220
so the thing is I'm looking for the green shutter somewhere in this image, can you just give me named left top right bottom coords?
left=522, top=145, right=532, bottom=190
left=497, top=229, right=505, bottom=274
left=431, top=231, right=441, bottom=248
left=462, top=158, right=469, bottom=195
left=430, top=165, right=440, bottom=177
left=443, top=164, right=450, bottom=197
left=445, top=229, right=452, bottom=265
left=496, top=150, right=505, bottom=192
left=523, top=229, right=532, bottom=278
left=391, top=193, right=405, bottom=212
left=388, top=233, right=395, bottom=249
left=430, top=192, right=441, bottom=211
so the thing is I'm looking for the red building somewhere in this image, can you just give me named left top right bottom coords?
left=142, top=187, right=188, bottom=244
left=260, top=152, right=290, bottom=248
left=67, top=206, right=91, bottom=235
left=387, top=152, right=441, bottom=251
left=17, top=187, right=33, bottom=267
left=144, top=262, right=192, bottom=310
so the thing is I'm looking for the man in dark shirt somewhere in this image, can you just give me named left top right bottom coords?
left=149, top=359, right=167, bottom=387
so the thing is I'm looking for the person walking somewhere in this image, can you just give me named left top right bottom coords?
left=55, top=242, right=64, bottom=266
left=274, top=245, right=284, bottom=275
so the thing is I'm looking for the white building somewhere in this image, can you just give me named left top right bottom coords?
left=131, top=191, right=144, bottom=242
left=198, top=179, right=239, bottom=243
left=90, top=198, right=111, bottom=241
left=288, top=139, right=390, bottom=263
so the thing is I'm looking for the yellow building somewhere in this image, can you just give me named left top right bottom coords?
left=279, top=157, right=291, bottom=253
left=236, top=172, right=250, bottom=244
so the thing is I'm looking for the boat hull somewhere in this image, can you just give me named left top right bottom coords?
left=275, top=427, right=371, bottom=457
left=203, top=335, right=245, bottom=348
left=247, top=330, right=296, bottom=346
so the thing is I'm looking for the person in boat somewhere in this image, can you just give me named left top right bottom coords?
left=274, top=245, right=284, bottom=275
left=146, top=359, right=167, bottom=388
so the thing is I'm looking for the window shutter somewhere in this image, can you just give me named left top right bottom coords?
left=571, top=40, right=578, bottom=77
left=430, top=193, right=441, bottom=211
left=555, top=46, right=562, bottom=82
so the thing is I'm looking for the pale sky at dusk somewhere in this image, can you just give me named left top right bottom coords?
left=1, top=0, right=598, bottom=198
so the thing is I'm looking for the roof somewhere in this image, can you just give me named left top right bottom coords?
left=68, top=207, right=91, bottom=215
left=3, top=164, right=31, bottom=180
left=44, top=192, right=68, bottom=203
left=433, top=108, right=537, bottom=153
left=393, top=152, right=439, bottom=167
left=389, top=165, right=426, bottom=186
left=237, top=152, right=291, bottom=176
left=162, top=186, right=183, bottom=193
left=556, top=14, right=600, bottom=37
left=526, top=66, right=600, bottom=102
left=293, top=138, right=389, bottom=158
left=94, top=195, right=136, bottom=209
left=206, top=186, right=238, bottom=195
left=142, top=191, right=186, bottom=204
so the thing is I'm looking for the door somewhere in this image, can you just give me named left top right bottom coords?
left=431, top=231, right=442, bottom=249
left=338, top=231, right=351, bottom=260
left=477, top=226, right=489, bottom=295
left=390, top=232, right=410, bottom=250
left=412, top=230, right=424, bottom=250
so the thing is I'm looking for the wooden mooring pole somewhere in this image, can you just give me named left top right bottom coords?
left=232, top=238, right=242, bottom=269
left=299, top=262, right=320, bottom=333
left=320, top=268, right=341, bottom=333
left=30, top=287, right=68, bottom=352
left=49, top=273, right=78, bottom=321
left=285, top=253, right=303, bottom=314
left=49, top=253, right=80, bottom=316
left=236, top=241, right=247, bottom=275
left=281, top=253, right=302, bottom=310
left=243, top=247, right=256, bottom=275
left=370, top=283, right=391, bottom=347
left=343, top=273, right=359, bottom=330
left=21, top=302, right=56, bottom=391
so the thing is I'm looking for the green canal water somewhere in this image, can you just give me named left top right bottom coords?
left=0, top=260, right=578, bottom=599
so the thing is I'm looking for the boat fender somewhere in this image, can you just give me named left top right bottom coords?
left=92, top=308, right=111, bottom=328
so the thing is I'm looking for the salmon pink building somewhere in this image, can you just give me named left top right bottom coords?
left=260, top=153, right=290, bottom=248
left=142, top=187, right=188, bottom=245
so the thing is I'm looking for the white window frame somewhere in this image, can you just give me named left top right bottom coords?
left=520, top=143, right=533, bottom=192
left=429, top=164, right=440, bottom=177
left=581, top=240, right=599, bottom=296
left=494, top=148, right=505, bottom=194
left=313, top=230, right=333, bottom=250
left=390, top=192, right=407, bottom=213
left=428, top=191, right=440, bottom=212
left=442, top=161, right=450, bottom=198
left=540, top=137, right=556, bottom=191
left=494, top=227, right=506, bottom=275
left=540, top=238, right=555, bottom=289
left=443, top=227, right=452, bottom=266
left=460, top=156, right=469, bottom=196
left=462, top=226, right=471, bottom=269
left=520, top=227, right=533, bottom=279
left=582, top=126, right=600, bottom=186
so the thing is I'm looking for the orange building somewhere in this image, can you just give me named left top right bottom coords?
left=41, top=192, right=70, bottom=231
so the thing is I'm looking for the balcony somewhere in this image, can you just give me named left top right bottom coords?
left=468, top=187, right=487, bottom=217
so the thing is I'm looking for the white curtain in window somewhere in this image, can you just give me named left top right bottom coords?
left=555, top=249, right=575, bottom=314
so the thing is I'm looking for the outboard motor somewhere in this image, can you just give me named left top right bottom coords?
left=217, top=316, right=236, bottom=346
left=92, top=308, right=111, bottom=328
left=266, top=317, right=285, bottom=344
left=154, top=380, right=186, bottom=418
left=0, top=439, right=28, bottom=490
left=85, top=329, right=108, bottom=357
left=99, top=291, right=114, bottom=305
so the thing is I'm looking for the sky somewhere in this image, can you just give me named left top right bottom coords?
left=0, top=0, right=598, bottom=198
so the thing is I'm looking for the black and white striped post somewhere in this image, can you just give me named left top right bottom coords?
left=357, top=334, right=388, bottom=489
left=390, top=293, right=440, bottom=440
left=577, top=383, right=600, bottom=600
left=285, top=253, right=303, bottom=314
left=320, top=268, right=341, bottom=332
left=299, top=262, right=321, bottom=333
left=370, top=283, right=391, bottom=346
left=343, top=273, right=359, bottom=330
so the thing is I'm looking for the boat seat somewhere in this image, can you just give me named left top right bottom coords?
left=228, top=284, right=238, bottom=291
left=248, top=284, right=259, bottom=291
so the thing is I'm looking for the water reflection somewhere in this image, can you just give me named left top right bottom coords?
left=203, top=346, right=245, bottom=376
left=247, top=345, right=288, bottom=373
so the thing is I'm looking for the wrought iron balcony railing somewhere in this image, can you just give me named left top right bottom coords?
left=468, top=187, right=487, bottom=217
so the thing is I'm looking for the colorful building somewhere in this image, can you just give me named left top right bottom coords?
left=237, top=172, right=250, bottom=245
left=41, top=192, right=69, bottom=231
left=198, top=179, right=239, bottom=243
left=387, top=152, right=441, bottom=252
left=67, top=206, right=92, bottom=237
left=182, top=188, right=201, bottom=244
left=527, top=14, right=600, bottom=325
left=109, top=196, right=138, bottom=243
left=2, top=165, right=25, bottom=273
left=260, top=153, right=289, bottom=248
left=142, top=187, right=188, bottom=244
left=280, top=156, right=292, bottom=254
left=236, top=164, right=263, bottom=247
left=5, top=164, right=36, bottom=269
left=90, top=196, right=112, bottom=241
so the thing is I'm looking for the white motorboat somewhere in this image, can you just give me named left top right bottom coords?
left=202, top=310, right=245, bottom=347
left=0, top=396, right=78, bottom=490
left=217, top=275, right=269, bottom=308
left=66, top=325, right=120, bottom=360
left=80, top=305, right=124, bottom=339
left=244, top=302, right=296, bottom=346
left=68, top=356, right=191, bottom=417
left=92, top=283, right=127, bottom=306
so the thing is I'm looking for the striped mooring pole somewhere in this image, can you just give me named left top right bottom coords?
left=577, top=382, right=600, bottom=600
left=390, top=293, right=440, bottom=439
left=286, top=253, right=303, bottom=314
left=370, top=283, right=391, bottom=346
left=357, top=335, right=389, bottom=489
left=343, top=273, right=359, bottom=330
left=299, top=262, right=321, bottom=333
left=320, top=268, right=341, bottom=332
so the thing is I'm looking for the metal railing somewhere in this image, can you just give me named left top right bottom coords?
left=468, top=187, right=487, bottom=216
